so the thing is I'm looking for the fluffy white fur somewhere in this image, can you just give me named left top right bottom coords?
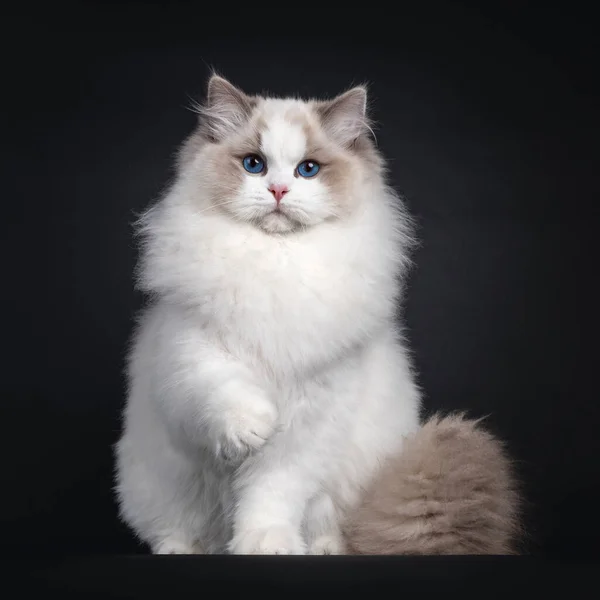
left=114, top=75, right=422, bottom=555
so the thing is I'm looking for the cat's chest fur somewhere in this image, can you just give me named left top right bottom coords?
left=143, top=200, right=400, bottom=377
left=199, top=221, right=392, bottom=374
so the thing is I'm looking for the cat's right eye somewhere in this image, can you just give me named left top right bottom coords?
left=242, top=155, right=266, bottom=174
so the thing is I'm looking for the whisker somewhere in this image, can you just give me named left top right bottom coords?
left=192, top=200, right=239, bottom=216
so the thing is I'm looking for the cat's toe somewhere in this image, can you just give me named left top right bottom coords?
left=153, top=538, right=202, bottom=555
left=308, top=533, right=345, bottom=555
left=229, top=526, right=306, bottom=555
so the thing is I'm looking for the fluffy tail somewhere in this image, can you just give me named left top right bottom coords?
left=343, top=413, right=522, bottom=555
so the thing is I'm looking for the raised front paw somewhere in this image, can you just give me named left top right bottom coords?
left=228, top=525, right=306, bottom=555
left=214, top=388, right=278, bottom=464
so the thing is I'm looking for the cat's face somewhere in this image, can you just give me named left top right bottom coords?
left=180, top=76, right=379, bottom=234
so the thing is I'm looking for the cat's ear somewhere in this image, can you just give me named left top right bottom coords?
left=318, top=86, right=369, bottom=147
left=198, top=75, right=254, bottom=141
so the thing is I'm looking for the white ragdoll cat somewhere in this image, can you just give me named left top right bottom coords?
left=114, top=74, right=422, bottom=555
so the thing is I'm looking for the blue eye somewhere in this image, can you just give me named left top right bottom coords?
left=243, top=155, right=265, bottom=174
left=297, top=160, right=320, bottom=178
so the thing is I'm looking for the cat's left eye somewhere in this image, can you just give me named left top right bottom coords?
left=297, top=160, right=320, bottom=178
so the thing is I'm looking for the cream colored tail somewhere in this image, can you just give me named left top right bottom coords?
left=343, top=413, right=522, bottom=555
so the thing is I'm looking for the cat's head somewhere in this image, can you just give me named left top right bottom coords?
left=178, top=75, right=382, bottom=234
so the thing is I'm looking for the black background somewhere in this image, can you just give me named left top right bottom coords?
left=2, top=0, right=598, bottom=562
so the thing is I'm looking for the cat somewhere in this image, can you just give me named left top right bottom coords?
left=344, top=413, right=522, bottom=554
left=114, top=73, right=423, bottom=555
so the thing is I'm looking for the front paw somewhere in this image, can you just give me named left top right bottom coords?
left=228, top=525, right=306, bottom=555
left=215, top=390, right=278, bottom=464
left=308, top=533, right=345, bottom=555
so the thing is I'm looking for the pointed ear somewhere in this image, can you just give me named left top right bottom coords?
left=317, top=86, right=369, bottom=147
left=198, top=75, right=254, bottom=141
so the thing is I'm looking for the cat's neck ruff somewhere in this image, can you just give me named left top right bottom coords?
left=139, top=183, right=405, bottom=378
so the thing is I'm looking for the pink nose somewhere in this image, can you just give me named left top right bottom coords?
left=268, top=184, right=289, bottom=204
